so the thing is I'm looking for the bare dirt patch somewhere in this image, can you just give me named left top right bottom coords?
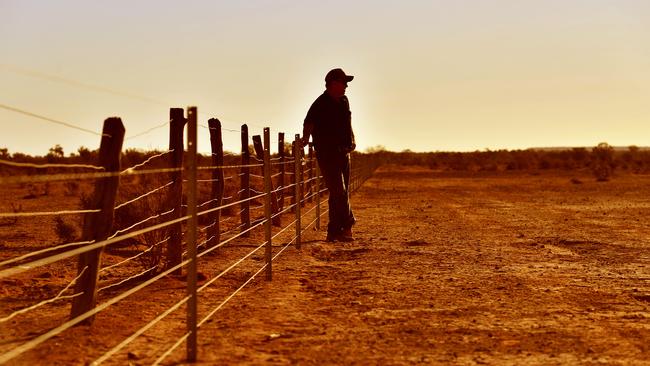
left=2, top=165, right=650, bottom=365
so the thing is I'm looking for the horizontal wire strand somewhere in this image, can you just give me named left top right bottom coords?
left=0, top=266, right=88, bottom=323
left=124, top=121, right=169, bottom=141
left=0, top=159, right=105, bottom=170
left=0, top=257, right=192, bottom=364
left=98, top=266, right=158, bottom=293
left=107, top=208, right=175, bottom=240
left=92, top=293, right=191, bottom=365
left=114, top=181, right=174, bottom=210
left=0, top=103, right=106, bottom=136
left=0, top=214, right=190, bottom=279
left=0, top=239, right=95, bottom=269
left=120, top=150, right=174, bottom=174
left=0, top=208, right=100, bottom=218
left=99, top=237, right=170, bottom=273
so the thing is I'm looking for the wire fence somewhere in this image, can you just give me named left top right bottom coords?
left=0, top=108, right=380, bottom=365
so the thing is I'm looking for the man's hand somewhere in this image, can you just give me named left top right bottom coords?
left=300, top=136, right=310, bottom=146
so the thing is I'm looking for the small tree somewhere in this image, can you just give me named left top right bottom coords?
left=46, top=144, right=65, bottom=163
left=592, top=142, right=614, bottom=181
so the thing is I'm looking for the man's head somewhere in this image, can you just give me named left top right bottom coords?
left=325, top=68, right=353, bottom=98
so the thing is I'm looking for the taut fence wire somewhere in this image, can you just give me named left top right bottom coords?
left=0, top=106, right=380, bottom=365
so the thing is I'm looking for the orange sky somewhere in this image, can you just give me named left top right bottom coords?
left=1, top=0, right=649, bottom=155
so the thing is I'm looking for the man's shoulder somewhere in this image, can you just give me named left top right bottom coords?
left=313, top=92, right=329, bottom=104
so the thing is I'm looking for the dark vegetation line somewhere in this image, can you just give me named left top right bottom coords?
left=2, top=142, right=648, bottom=181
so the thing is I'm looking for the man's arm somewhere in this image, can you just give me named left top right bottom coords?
left=301, top=121, right=314, bottom=146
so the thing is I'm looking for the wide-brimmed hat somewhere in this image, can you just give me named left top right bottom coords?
left=325, top=68, right=354, bottom=83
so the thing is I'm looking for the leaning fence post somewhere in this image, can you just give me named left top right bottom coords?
left=207, top=118, right=224, bottom=248
left=167, top=108, right=186, bottom=275
left=278, top=132, right=285, bottom=210
left=240, top=124, right=251, bottom=236
left=70, top=117, right=124, bottom=323
left=263, top=128, right=273, bottom=280
left=294, top=135, right=302, bottom=249
left=186, top=107, right=198, bottom=362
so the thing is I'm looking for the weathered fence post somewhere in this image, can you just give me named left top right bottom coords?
left=263, top=128, right=273, bottom=281
left=167, top=108, right=186, bottom=275
left=307, top=146, right=314, bottom=203
left=299, top=143, right=305, bottom=208
left=278, top=132, right=285, bottom=210
left=185, top=107, right=198, bottom=362
left=294, top=135, right=302, bottom=249
left=315, top=158, right=321, bottom=230
left=207, top=118, right=224, bottom=248
left=240, top=124, right=250, bottom=236
left=252, top=135, right=281, bottom=226
left=70, top=117, right=124, bottom=323
left=290, top=141, right=296, bottom=212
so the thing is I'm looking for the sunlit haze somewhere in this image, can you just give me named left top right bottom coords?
left=1, top=0, right=649, bottom=156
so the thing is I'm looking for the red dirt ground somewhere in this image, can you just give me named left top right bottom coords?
left=2, top=165, right=650, bottom=365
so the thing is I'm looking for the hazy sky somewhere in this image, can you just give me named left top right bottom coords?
left=1, top=0, right=649, bottom=156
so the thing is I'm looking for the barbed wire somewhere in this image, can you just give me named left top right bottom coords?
left=114, top=181, right=174, bottom=210
left=0, top=64, right=169, bottom=106
left=0, top=158, right=105, bottom=170
left=196, top=220, right=266, bottom=259
left=0, top=146, right=377, bottom=364
left=0, top=214, right=190, bottom=279
left=99, top=237, right=170, bottom=273
left=199, top=123, right=239, bottom=134
left=195, top=176, right=234, bottom=183
left=91, top=293, right=191, bottom=365
left=0, top=208, right=100, bottom=218
left=196, top=192, right=265, bottom=219
left=0, top=166, right=182, bottom=185
left=120, top=150, right=174, bottom=174
left=0, top=255, right=192, bottom=364
left=107, top=208, right=175, bottom=240
left=199, top=208, right=241, bottom=233
left=98, top=266, right=158, bottom=293
left=152, top=203, right=328, bottom=365
left=0, top=103, right=107, bottom=136
left=0, top=239, right=95, bottom=269
left=124, top=121, right=170, bottom=141
left=197, top=163, right=263, bottom=171
left=154, top=259, right=270, bottom=365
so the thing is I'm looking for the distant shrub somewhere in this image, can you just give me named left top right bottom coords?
left=592, top=142, right=614, bottom=181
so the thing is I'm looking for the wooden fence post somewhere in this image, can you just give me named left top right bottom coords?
left=278, top=132, right=285, bottom=210
left=167, top=108, right=186, bottom=275
left=70, top=117, right=124, bottom=322
left=315, top=158, right=321, bottom=230
left=263, top=128, right=272, bottom=281
left=240, top=124, right=251, bottom=236
left=294, top=135, right=302, bottom=249
left=290, top=141, right=296, bottom=212
left=185, top=107, right=198, bottom=362
left=299, top=143, right=305, bottom=207
left=207, top=118, right=224, bottom=248
left=307, top=146, right=314, bottom=203
left=252, top=135, right=281, bottom=226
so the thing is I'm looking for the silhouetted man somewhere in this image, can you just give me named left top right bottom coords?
left=301, top=68, right=356, bottom=242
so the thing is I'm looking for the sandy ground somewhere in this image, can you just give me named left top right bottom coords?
left=2, top=165, right=650, bottom=365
